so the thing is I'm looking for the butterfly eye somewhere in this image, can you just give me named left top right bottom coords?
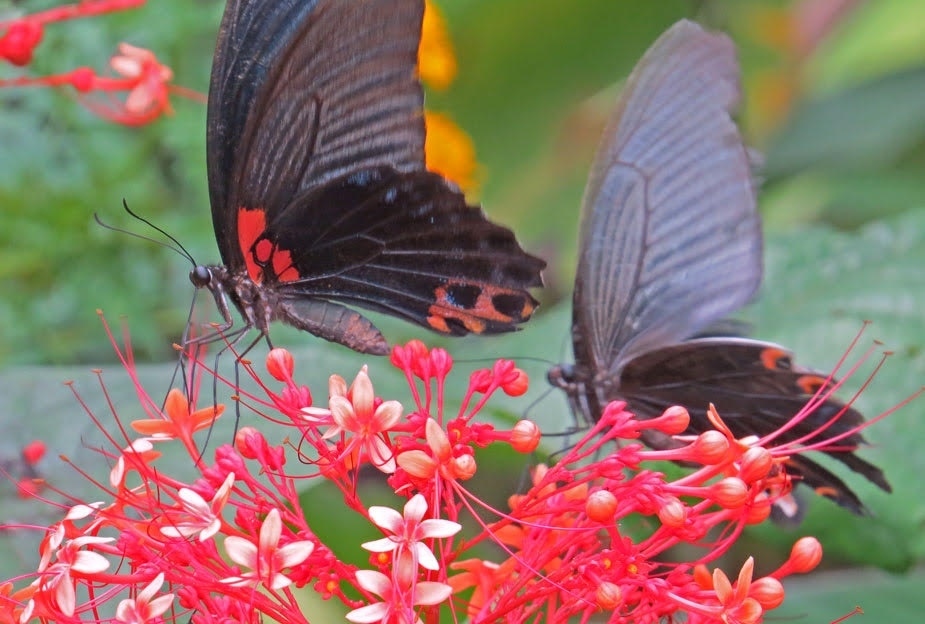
left=190, top=266, right=212, bottom=288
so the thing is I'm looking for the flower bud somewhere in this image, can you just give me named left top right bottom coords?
left=430, top=347, right=452, bottom=377
left=586, top=490, right=617, bottom=523
left=658, top=405, right=690, bottom=434
left=22, top=440, right=46, bottom=465
left=739, top=447, right=772, bottom=483
left=266, top=348, right=294, bottom=382
left=711, top=477, right=748, bottom=509
left=691, top=430, right=729, bottom=464
left=502, top=368, right=529, bottom=397
left=596, top=581, right=622, bottom=610
left=749, top=577, right=785, bottom=609
left=744, top=492, right=772, bottom=524
left=453, top=454, right=477, bottom=481
left=234, top=426, right=261, bottom=459
left=510, top=420, right=541, bottom=453
left=469, top=369, right=492, bottom=393
left=657, top=497, right=687, bottom=528
left=789, top=536, right=823, bottom=573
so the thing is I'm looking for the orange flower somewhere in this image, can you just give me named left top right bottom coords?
left=425, top=111, right=480, bottom=195
left=418, top=0, right=456, bottom=90
left=131, top=388, right=223, bottom=457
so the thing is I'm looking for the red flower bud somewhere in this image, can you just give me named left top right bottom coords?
left=586, top=490, right=617, bottom=523
left=789, top=536, right=823, bottom=573
left=711, top=477, right=748, bottom=509
left=510, top=420, right=541, bottom=453
left=657, top=497, right=687, bottom=528
left=749, top=577, right=785, bottom=609
left=659, top=405, right=690, bottom=434
left=502, top=368, right=529, bottom=397
left=266, top=348, right=294, bottom=382
left=453, top=454, right=477, bottom=481
left=739, top=447, right=772, bottom=483
left=691, top=430, right=729, bottom=465
left=596, top=581, right=622, bottom=610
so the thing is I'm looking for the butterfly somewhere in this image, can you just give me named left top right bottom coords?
left=547, top=20, right=890, bottom=517
left=190, top=0, right=545, bottom=355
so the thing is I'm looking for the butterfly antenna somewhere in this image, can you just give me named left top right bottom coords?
left=93, top=199, right=197, bottom=266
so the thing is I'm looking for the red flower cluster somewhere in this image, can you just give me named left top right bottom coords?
left=0, top=312, right=866, bottom=624
left=1, top=1, right=197, bottom=125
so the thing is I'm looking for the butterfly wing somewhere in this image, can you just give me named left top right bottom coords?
left=261, top=167, right=544, bottom=336
left=572, top=20, right=761, bottom=376
left=207, top=0, right=426, bottom=268
left=207, top=0, right=543, bottom=345
left=618, top=338, right=891, bottom=514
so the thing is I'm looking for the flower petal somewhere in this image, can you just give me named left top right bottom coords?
left=368, top=505, right=404, bottom=534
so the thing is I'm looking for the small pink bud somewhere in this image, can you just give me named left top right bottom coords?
left=469, top=369, right=492, bottom=393
left=789, top=537, right=823, bottom=573
left=266, top=348, right=294, bottom=382
left=510, top=420, right=541, bottom=453
left=430, top=347, right=452, bottom=376
left=22, top=440, right=46, bottom=465
left=596, top=581, right=622, bottom=610
left=750, top=577, right=785, bottom=609
left=234, top=426, right=261, bottom=459
left=739, top=447, right=773, bottom=483
left=745, top=492, right=772, bottom=525
left=711, top=477, right=748, bottom=509
left=692, top=430, right=730, bottom=464
left=453, top=454, right=477, bottom=481
left=502, top=368, right=529, bottom=396
left=659, top=405, right=690, bottom=434
left=657, top=497, right=687, bottom=528
left=1, top=21, right=44, bottom=66
left=586, top=490, right=617, bottom=522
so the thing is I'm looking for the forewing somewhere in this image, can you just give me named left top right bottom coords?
left=572, top=20, right=761, bottom=375
left=264, top=168, right=545, bottom=336
left=207, top=0, right=426, bottom=267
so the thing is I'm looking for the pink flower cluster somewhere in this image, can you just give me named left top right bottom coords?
left=1, top=0, right=197, bottom=125
left=0, top=315, right=851, bottom=624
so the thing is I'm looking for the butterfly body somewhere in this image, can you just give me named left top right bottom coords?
left=194, top=0, right=544, bottom=355
left=551, top=19, right=889, bottom=516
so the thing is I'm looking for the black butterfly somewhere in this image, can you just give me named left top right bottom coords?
left=191, top=0, right=545, bottom=355
left=547, top=20, right=890, bottom=517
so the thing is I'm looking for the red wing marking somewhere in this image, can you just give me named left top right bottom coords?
left=236, top=207, right=300, bottom=283
left=760, top=347, right=790, bottom=371
left=237, top=207, right=267, bottom=282
left=426, top=281, right=535, bottom=334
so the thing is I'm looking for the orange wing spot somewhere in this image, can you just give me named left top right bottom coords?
left=237, top=208, right=267, bottom=283
left=426, top=281, right=532, bottom=334
left=797, top=374, right=826, bottom=395
left=814, top=485, right=840, bottom=500
left=760, top=347, right=789, bottom=371
left=426, top=315, right=451, bottom=333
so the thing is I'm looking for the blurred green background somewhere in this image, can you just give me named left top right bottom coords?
left=2, top=0, right=924, bottom=620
